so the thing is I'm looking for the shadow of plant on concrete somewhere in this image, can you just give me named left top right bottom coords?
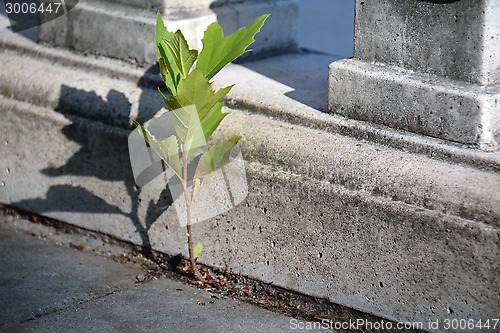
left=10, top=79, right=171, bottom=260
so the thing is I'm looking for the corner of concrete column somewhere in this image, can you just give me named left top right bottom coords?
left=329, top=0, right=500, bottom=150
left=328, top=58, right=500, bottom=150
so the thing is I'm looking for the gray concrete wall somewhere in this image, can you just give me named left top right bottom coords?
left=0, top=2, right=499, bottom=332
left=355, top=0, right=500, bottom=85
left=2, top=85, right=499, bottom=331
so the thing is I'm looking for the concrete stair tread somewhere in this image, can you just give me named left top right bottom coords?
left=0, top=25, right=499, bottom=227
left=1, top=24, right=499, bottom=171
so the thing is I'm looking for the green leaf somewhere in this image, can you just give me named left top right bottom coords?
left=193, top=136, right=241, bottom=197
left=132, top=119, right=182, bottom=179
left=158, top=40, right=182, bottom=95
left=155, top=12, right=174, bottom=58
left=166, top=68, right=233, bottom=143
left=158, top=58, right=170, bottom=83
left=200, top=102, right=228, bottom=141
left=193, top=242, right=203, bottom=259
left=163, top=31, right=198, bottom=79
left=168, top=68, right=233, bottom=118
left=197, top=14, right=269, bottom=79
left=169, top=105, right=207, bottom=158
left=156, top=14, right=198, bottom=95
left=158, top=87, right=169, bottom=105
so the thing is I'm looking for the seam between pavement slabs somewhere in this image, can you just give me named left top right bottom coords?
left=20, top=285, right=144, bottom=325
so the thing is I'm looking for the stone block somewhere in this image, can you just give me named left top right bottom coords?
left=329, top=59, right=500, bottom=150
left=38, top=0, right=298, bottom=64
left=329, top=0, right=500, bottom=150
left=354, top=0, right=500, bottom=85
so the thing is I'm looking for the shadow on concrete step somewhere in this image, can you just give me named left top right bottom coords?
left=56, top=69, right=165, bottom=128
left=10, top=82, right=172, bottom=260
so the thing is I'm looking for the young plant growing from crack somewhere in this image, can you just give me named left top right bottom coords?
left=132, top=13, right=268, bottom=281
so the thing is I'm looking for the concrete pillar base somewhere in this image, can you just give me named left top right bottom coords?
left=329, top=0, right=500, bottom=151
left=38, top=0, right=298, bottom=65
left=329, top=59, right=500, bottom=150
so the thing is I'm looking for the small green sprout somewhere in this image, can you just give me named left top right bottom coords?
left=133, top=12, right=268, bottom=281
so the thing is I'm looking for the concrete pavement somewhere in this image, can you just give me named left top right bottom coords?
left=0, top=212, right=320, bottom=333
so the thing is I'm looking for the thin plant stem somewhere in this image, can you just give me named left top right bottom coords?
left=182, top=149, right=203, bottom=281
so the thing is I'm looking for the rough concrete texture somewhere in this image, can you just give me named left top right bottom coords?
left=328, top=0, right=500, bottom=150
left=18, top=278, right=301, bottom=333
left=354, top=0, right=500, bottom=85
left=213, top=55, right=500, bottom=172
left=329, top=0, right=500, bottom=150
left=38, top=0, right=298, bottom=65
left=3, top=19, right=497, bottom=171
left=0, top=216, right=303, bottom=333
left=0, top=49, right=159, bottom=127
left=0, top=219, right=142, bottom=331
left=1, top=89, right=499, bottom=330
left=1, top=26, right=499, bottom=331
left=329, top=59, right=500, bottom=150
left=1, top=47, right=498, bottom=225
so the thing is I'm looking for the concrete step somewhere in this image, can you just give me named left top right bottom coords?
left=38, top=0, right=298, bottom=65
left=0, top=23, right=499, bottom=331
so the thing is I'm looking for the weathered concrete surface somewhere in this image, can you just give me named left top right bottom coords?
left=1, top=80, right=499, bottom=331
left=2, top=98, right=499, bottom=331
left=0, top=216, right=142, bottom=331
left=1, top=22, right=499, bottom=332
left=213, top=55, right=500, bottom=172
left=354, top=0, right=500, bottom=85
left=18, top=278, right=302, bottom=333
left=3, top=21, right=497, bottom=171
left=1, top=47, right=498, bottom=226
left=0, top=214, right=303, bottom=333
left=329, top=0, right=500, bottom=150
left=38, top=0, right=299, bottom=64
left=329, top=59, right=500, bottom=150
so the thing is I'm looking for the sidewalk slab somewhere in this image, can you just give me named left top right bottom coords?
left=16, top=278, right=301, bottom=333
left=0, top=223, right=142, bottom=331
left=0, top=218, right=314, bottom=333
